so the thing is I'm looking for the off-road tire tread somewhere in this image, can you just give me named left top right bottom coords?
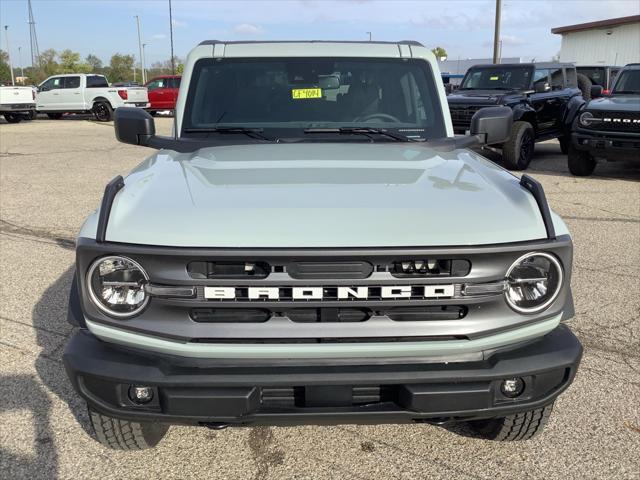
left=502, top=121, right=535, bottom=170
left=89, top=408, right=168, bottom=450
left=568, top=144, right=596, bottom=176
left=469, top=403, right=554, bottom=441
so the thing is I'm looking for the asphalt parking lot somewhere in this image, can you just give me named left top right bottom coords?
left=0, top=115, right=638, bottom=480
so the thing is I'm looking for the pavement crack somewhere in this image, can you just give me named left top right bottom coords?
left=0, top=219, right=75, bottom=249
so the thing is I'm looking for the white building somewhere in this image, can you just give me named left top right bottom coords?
left=552, top=15, right=640, bottom=66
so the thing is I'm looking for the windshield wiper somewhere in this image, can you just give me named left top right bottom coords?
left=303, top=127, right=417, bottom=142
left=183, top=127, right=271, bottom=141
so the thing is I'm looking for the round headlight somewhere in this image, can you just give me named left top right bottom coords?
left=505, top=252, right=563, bottom=314
left=87, top=256, right=149, bottom=318
left=579, top=111, right=597, bottom=126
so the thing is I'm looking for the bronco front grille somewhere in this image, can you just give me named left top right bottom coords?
left=448, top=105, right=487, bottom=127
left=584, top=111, right=640, bottom=133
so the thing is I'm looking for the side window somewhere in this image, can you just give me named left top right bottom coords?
left=565, top=68, right=577, bottom=88
left=41, top=77, right=63, bottom=90
left=549, top=68, right=564, bottom=90
left=64, top=76, right=81, bottom=89
left=533, top=69, right=549, bottom=87
left=464, top=71, right=482, bottom=88
left=86, top=75, right=108, bottom=88
left=147, top=79, right=165, bottom=91
left=169, top=77, right=181, bottom=89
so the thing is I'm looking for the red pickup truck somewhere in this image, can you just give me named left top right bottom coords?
left=145, top=75, right=181, bottom=115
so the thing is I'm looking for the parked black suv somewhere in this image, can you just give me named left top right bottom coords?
left=448, top=63, right=588, bottom=170
left=569, top=64, right=640, bottom=176
left=577, top=65, right=622, bottom=95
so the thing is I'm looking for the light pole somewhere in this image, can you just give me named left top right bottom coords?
left=366, top=32, right=372, bottom=42
left=135, top=15, right=146, bottom=84
left=4, top=26, right=15, bottom=85
left=492, top=0, right=502, bottom=64
left=18, top=46, right=25, bottom=80
left=169, top=0, right=175, bottom=75
left=142, top=43, right=148, bottom=82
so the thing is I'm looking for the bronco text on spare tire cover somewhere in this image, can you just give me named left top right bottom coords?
left=62, top=40, right=582, bottom=450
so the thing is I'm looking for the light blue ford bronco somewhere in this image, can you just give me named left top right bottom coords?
left=63, top=41, right=582, bottom=449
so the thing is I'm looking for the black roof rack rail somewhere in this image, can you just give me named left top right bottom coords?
left=198, top=40, right=424, bottom=47
left=96, top=175, right=125, bottom=243
left=520, top=174, right=556, bottom=239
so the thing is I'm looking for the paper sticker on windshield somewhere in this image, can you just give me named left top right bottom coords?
left=490, top=76, right=500, bottom=81
left=292, top=88, right=322, bottom=99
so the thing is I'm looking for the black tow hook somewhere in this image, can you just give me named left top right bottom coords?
left=203, top=423, right=229, bottom=430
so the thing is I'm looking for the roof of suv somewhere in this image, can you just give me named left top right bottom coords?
left=470, top=62, right=575, bottom=69
left=199, top=40, right=425, bottom=47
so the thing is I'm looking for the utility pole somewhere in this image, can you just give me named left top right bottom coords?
left=366, top=32, right=372, bottom=42
left=135, top=15, right=146, bottom=84
left=492, top=0, right=502, bottom=64
left=142, top=43, right=148, bottom=82
left=4, top=26, right=15, bottom=85
left=18, top=46, right=25, bottom=79
left=28, top=0, right=40, bottom=68
left=169, top=0, right=175, bottom=75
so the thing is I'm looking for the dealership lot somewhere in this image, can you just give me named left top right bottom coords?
left=0, top=117, right=638, bottom=479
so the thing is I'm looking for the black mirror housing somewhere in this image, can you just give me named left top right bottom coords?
left=114, top=107, right=156, bottom=146
left=590, top=85, right=603, bottom=98
left=470, top=106, right=513, bottom=145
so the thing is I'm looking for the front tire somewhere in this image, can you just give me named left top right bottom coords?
left=88, top=406, right=169, bottom=450
left=568, top=144, right=596, bottom=176
left=502, top=121, right=535, bottom=170
left=93, top=101, right=113, bottom=122
left=558, top=136, right=570, bottom=154
left=3, top=113, right=22, bottom=123
left=464, top=403, right=554, bottom=441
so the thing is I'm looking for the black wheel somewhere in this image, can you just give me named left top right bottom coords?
left=93, top=101, right=113, bottom=122
left=577, top=73, right=592, bottom=101
left=26, top=110, right=37, bottom=120
left=558, top=136, right=570, bottom=154
left=501, top=121, right=535, bottom=170
left=568, top=144, right=596, bottom=176
left=3, top=113, right=22, bottom=123
left=464, top=403, right=554, bottom=441
left=147, top=110, right=157, bottom=117
left=47, top=113, right=63, bottom=120
left=88, top=406, right=169, bottom=450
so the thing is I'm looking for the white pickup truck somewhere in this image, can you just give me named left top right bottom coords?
left=36, top=74, right=149, bottom=122
left=0, top=85, right=36, bottom=123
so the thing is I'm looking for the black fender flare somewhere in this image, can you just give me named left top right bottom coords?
left=511, top=103, right=538, bottom=130
left=563, top=96, right=586, bottom=134
left=67, top=272, right=86, bottom=328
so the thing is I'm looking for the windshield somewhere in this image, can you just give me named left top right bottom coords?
left=460, top=66, right=533, bottom=90
left=182, top=57, right=446, bottom=140
left=612, top=69, right=640, bottom=94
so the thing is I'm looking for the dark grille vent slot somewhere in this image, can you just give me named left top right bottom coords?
left=286, top=308, right=371, bottom=323
left=190, top=308, right=271, bottom=323
left=386, top=259, right=470, bottom=277
left=261, top=386, right=392, bottom=409
left=188, top=261, right=270, bottom=279
left=190, top=335, right=467, bottom=344
left=383, top=306, right=467, bottom=321
left=287, top=261, right=373, bottom=279
left=449, top=105, right=486, bottom=127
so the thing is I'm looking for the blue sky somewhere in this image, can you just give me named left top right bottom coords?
left=1, top=0, right=638, bottom=67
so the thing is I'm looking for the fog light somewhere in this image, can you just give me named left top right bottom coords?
left=500, top=378, right=525, bottom=398
left=129, top=385, right=154, bottom=404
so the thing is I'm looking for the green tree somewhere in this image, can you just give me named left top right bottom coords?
left=107, top=53, right=135, bottom=83
left=0, top=50, right=11, bottom=83
left=431, top=46, right=448, bottom=60
left=176, top=63, right=184, bottom=75
left=85, top=54, right=103, bottom=72
left=37, top=49, right=59, bottom=78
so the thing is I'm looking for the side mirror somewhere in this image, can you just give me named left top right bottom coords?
left=590, top=85, right=603, bottom=98
left=534, top=82, right=550, bottom=93
left=39, top=86, right=47, bottom=92
left=470, top=106, right=513, bottom=145
left=114, top=107, right=156, bottom=146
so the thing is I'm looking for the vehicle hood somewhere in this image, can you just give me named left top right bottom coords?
left=94, top=143, right=550, bottom=247
left=447, top=90, right=520, bottom=106
left=585, top=95, right=640, bottom=112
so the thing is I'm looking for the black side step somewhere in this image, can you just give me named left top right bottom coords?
left=96, top=175, right=125, bottom=243
left=520, top=174, right=556, bottom=239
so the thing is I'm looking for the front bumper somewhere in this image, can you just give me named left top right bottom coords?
left=572, top=128, right=640, bottom=161
left=63, top=325, right=582, bottom=426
